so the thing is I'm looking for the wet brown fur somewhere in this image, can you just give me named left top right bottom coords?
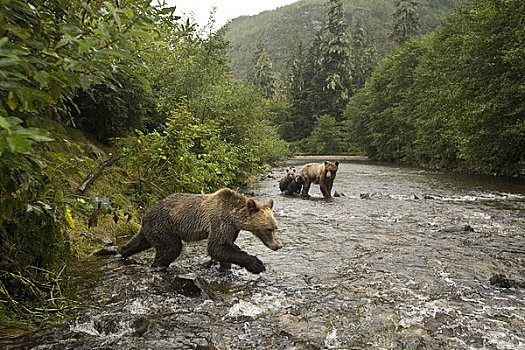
left=119, top=188, right=281, bottom=274
left=299, top=161, right=339, bottom=199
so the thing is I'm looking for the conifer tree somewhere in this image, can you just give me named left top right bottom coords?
left=392, top=0, right=421, bottom=44
left=316, top=0, right=353, bottom=120
left=351, top=20, right=377, bottom=90
left=281, top=41, right=311, bottom=140
left=250, top=43, right=279, bottom=99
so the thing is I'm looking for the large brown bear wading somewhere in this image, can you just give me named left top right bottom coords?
left=299, top=161, right=339, bottom=199
left=119, top=188, right=282, bottom=274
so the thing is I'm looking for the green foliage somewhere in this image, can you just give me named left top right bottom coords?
left=190, top=80, right=290, bottom=171
left=345, top=0, right=525, bottom=174
left=316, top=0, right=354, bottom=119
left=283, top=0, right=355, bottom=143
left=0, top=117, right=54, bottom=156
left=119, top=107, right=240, bottom=206
left=282, top=40, right=317, bottom=141
left=302, top=115, right=347, bottom=154
left=0, top=0, right=183, bottom=326
left=70, top=71, right=159, bottom=142
left=351, top=20, right=378, bottom=90
left=149, top=26, right=230, bottom=118
left=0, top=149, right=73, bottom=324
left=392, top=0, right=422, bottom=44
left=250, top=43, right=279, bottom=99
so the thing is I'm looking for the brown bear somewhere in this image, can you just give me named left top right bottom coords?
left=283, top=174, right=303, bottom=196
left=119, top=188, right=282, bottom=274
left=278, top=167, right=296, bottom=193
left=299, top=161, right=339, bottom=199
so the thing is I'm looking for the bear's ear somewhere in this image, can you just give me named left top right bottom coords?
left=324, top=161, right=329, bottom=165
left=263, top=197, right=274, bottom=209
left=246, top=198, right=260, bottom=213
left=335, top=161, right=339, bottom=166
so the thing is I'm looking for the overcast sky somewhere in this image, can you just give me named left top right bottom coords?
left=164, top=0, right=301, bottom=30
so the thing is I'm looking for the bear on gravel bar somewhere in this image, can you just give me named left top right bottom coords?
left=119, top=188, right=282, bottom=274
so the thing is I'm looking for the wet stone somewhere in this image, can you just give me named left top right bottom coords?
left=132, top=317, right=151, bottom=337
left=437, top=224, right=475, bottom=234
left=490, top=273, right=525, bottom=289
left=152, top=275, right=202, bottom=297
left=93, top=246, right=118, bottom=256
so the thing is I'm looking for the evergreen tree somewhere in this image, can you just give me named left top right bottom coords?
left=281, top=40, right=308, bottom=141
left=316, top=0, right=353, bottom=120
left=351, top=20, right=377, bottom=90
left=250, top=43, right=279, bottom=99
left=392, top=0, right=421, bottom=44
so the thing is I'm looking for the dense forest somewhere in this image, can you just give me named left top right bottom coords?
left=1, top=0, right=524, bottom=335
left=229, top=0, right=523, bottom=174
left=345, top=0, right=525, bottom=174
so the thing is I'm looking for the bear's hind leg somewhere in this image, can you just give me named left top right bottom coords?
left=151, top=237, right=182, bottom=268
left=120, top=231, right=152, bottom=259
left=301, top=179, right=312, bottom=198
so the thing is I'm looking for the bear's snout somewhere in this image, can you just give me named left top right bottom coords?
left=265, top=238, right=283, bottom=251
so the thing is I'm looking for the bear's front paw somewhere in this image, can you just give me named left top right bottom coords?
left=245, top=255, right=266, bottom=274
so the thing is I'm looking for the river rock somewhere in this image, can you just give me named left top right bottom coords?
left=93, top=246, right=118, bottom=256
left=490, top=273, right=525, bottom=289
left=438, top=224, right=475, bottom=234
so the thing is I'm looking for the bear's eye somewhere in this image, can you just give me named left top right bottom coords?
left=266, top=228, right=274, bottom=234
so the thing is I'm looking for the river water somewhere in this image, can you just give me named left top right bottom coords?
left=5, top=159, right=525, bottom=349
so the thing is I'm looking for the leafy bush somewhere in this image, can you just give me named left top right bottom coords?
left=0, top=150, right=73, bottom=324
left=70, top=71, right=159, bottom=143
left=302, top=115, right=347, bottom=155
left=119, top=107, right=242, bottom=206
left=0, top=0, right=182, bottom=326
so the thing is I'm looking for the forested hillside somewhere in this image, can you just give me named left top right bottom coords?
left=225, top=0, right=460, bottom=81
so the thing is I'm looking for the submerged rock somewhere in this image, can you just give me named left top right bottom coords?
left=152, top=275, right=203, bottom=297
left=438, top=224, right=475, bottom=234
left=490, top=274, right=525, bottom=289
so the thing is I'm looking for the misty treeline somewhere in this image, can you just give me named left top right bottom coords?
left=251, top=0, right=524, bottom=175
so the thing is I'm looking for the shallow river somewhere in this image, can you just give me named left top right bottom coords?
left=5, top=159, right=525, bottom=349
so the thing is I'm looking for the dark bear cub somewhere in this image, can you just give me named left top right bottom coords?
left=278, top=167, right=296, bottom=193
left=119, top=188, right=282, bottom=274
left=283, top=175, right=303, bottom=196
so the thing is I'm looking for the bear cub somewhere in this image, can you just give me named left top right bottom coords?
left=119, top=188, right=282, bottom=274
left=283, top=175, right=303, bottom=196
left=278, top=167, right=296, bottom=193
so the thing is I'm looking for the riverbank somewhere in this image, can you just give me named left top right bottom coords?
left=292, top=154, right=368, bottom=161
